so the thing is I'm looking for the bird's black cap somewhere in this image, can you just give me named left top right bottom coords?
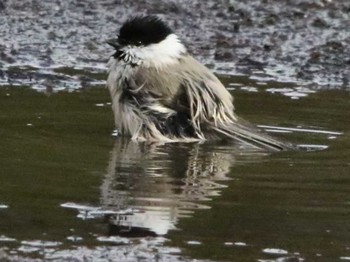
left=117, top=16, right=173, bottom=47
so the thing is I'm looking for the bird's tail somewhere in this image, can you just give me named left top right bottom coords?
left=210, top=119, right=294, bottom=151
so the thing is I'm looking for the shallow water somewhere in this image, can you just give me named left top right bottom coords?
left=1, top=1, right=350, bottom=261
left=0, top=76, right=349, bottom=261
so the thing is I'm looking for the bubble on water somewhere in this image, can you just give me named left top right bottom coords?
left=284, top=91, right=308, bottom=99
left=66, top=235, right=83, bottom=242
left=96, top=236, right=130, bottom=245
left=60, top=202, right=97, bottom=211
left=186, top=240, right=201, bottom=245
left=234, top=242, right=247, bottom=246
left=240, top=86, right=258, bottom=92
left=0, top=236, right=17, bottom=242
left=17, top=245, right=40, bottom=253
left=262, top=248, right=288, bottom=255
left=328, top=136, right=337, bottom=140
left=20, top=240, right=62, bottom=248
left=297, top=144, right=328, bottom=151
left=266, top=88, right=294, bottom=94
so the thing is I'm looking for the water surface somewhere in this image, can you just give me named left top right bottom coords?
left=0, top=78, right=349, bottom=261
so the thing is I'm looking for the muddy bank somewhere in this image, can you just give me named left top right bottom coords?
left=0, top=0, right=349, bottom=90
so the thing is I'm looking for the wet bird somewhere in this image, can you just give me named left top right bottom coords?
left=107, top=16, right=291, bottom=151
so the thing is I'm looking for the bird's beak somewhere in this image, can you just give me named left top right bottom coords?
left=106, top=38, right=120, bottom=50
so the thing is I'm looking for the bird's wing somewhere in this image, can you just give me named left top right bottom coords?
left=134, top=55, right=235, bottom=120
left=168, top=57, right=294, bottom=150
left=129, top=56, right=236, bottom=138
left=132, top=56, right=292, bottom=150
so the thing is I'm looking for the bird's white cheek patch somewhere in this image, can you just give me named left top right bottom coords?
left=123, top=34, right=186, bottom=69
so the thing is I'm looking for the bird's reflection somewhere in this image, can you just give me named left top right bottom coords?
left=99, top=138, right=267, bottom=237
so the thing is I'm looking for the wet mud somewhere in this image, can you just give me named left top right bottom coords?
left=1, top=0, right=350, bottom=90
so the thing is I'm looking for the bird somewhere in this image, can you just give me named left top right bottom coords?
left=106, top=15, right=292, bottom=151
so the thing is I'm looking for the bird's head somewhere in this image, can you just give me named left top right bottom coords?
left=107, top=16, right=186, bottom=68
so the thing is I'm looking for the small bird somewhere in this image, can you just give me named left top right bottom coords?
left=107, top=16, right=291, bottom=151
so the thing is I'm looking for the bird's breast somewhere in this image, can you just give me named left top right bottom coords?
left=107, top=59, right=138, bottom=95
